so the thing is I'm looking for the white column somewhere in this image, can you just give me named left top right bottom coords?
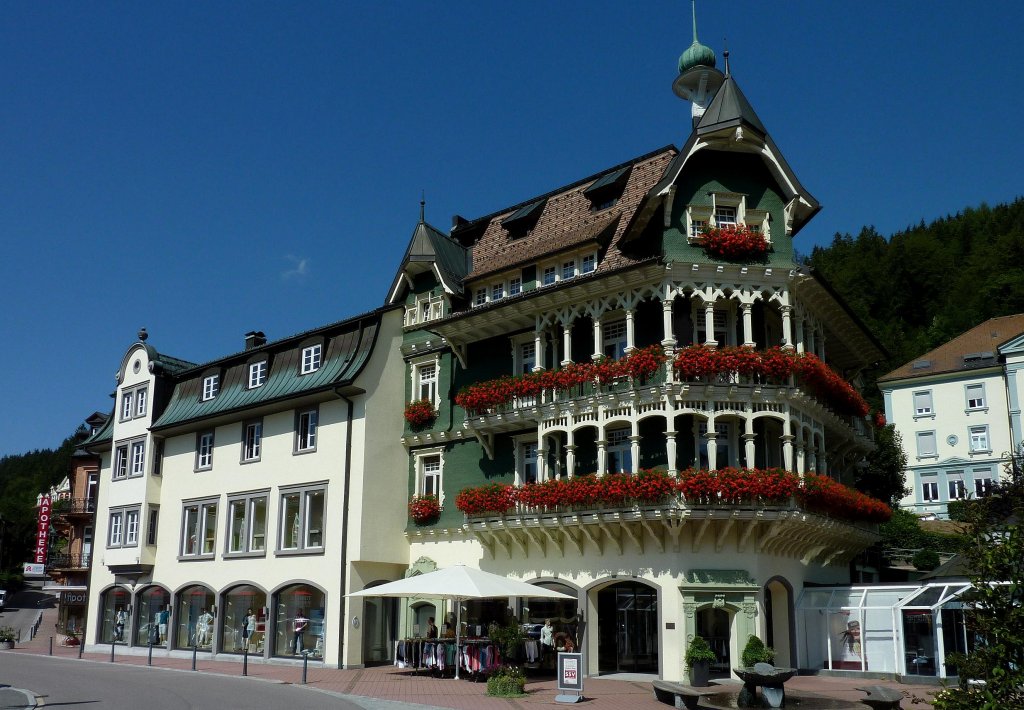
left=592, top=315, right=603, bottom=361
left=625, top=309, right=636, bottom=353
left=629, top=434, right=641, bottom=474
left=537, top=436, right=548, bottom=482
left=705, top=428, right=718, bottom=470
left=741, top=303, right=755, bottom=347
left=596, top=432, right=608, bottom=477
left=794, top=313, right=805, bottom=353
left=781, top=422, right=794, bottom=472
left=661, top=298, right=676, bottom=349
left=562, top=320, right=573, bottom=366
left=743, top=415, right=756, bottom=468
left=781, top=305, right=794, bottom=350
left=704, top=301, right=717, bottom=347
left=665, top=430, right=678, bottom=475
left=534, top=330, right=546, bottom=372
left=795, top=432, right=806, bottom=474
left=566, top=433, right=576, bottom=478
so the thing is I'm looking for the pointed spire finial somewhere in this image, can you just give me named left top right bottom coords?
left=419, top=191, right=425, bottom=223
left=691, top=0, right=699, bottom=43
left=723, top=40, right=730, bottom=77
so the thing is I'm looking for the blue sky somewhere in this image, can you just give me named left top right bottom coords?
left=1, top=1, right=1022, bottom=457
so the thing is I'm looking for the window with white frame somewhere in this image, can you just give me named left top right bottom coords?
left=922, top=480, right=939, bottom=502
left=542, top=266, right=557, bottom=286
left=135, top=387, right=147, bottom=416
left=278, top=485, right=325, bottom=552
left=180, top=499, right=218, bottom=557
left=607, top=427, right=632, bottom=474
left=913, top=390, right=933, bottom=416
left=685, top=205, right=712, bottom=240
left=119, top=385, right=148, bottom=421
left=603, top=319, right=628, bottom=359
left=491, top=282, right=504, bottom=300
left=698, top=421, right=732, bottom=468
left=695, top=307, right=732, bottom=346
left=509, top=277, right=522, bottom=296
left=415, top=361, right=438, bottom=404
left=420, top=300, right=431, bottom=323
left=519, top=341, right=536, bottom=374
left=202, top=374, right=220, bottom=401
left=301, top=344, right=322, bottom=374
left=242, top=420, right=262, bottom=462
left=125, top=509, right=140, bottom=545
left=968, top=425, right=989, bottom=452
left=965, top=384, right=986, bottom=409
left=974, top=471, right=994, bottom=497
left=947, top=471, right=966, bottom=500
left=129, top=439, right=146, bottom=476
left=295, top=408, right=318, bottom=453
left=561, top=259, right=576, bottom=281
left=108, top=505, right=141, bottom=548
left=581, top=253, right=596, bottom=274
left=121, top=391, right=133, bottom=420
left=113, top=445, right=129, bottom=480
left=520, top=441, right=538, bottom=485
left=416, top=451, right=443, bottom=500
left=195, top=431, right=214, bottom=470
left=475, top=288, right=487, bottom=306
left=713, top=205, right=737, bottom=227
left=917, top=431, right=938, bottom=457
left=226, top=492, right=268, bottom=555
left=248, top=360, right=267, bottom=389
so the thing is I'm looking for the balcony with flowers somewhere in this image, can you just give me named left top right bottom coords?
left=454, top=344, right=872, bottom=442
left=695, top=225, right=770, bottom=262
left=454, top=468, right=887, bottom=561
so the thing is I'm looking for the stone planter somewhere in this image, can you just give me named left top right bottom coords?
left=0, top=641, right=14, bottom=650
left=688, top=660, right=710, bottom=687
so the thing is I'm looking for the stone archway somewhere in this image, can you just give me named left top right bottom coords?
left=681, top=569, right=760, bottom=677
left=764, top=576, right=795, bottom=667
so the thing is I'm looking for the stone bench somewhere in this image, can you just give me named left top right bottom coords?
left=856, top=685, right=903, bottom=710
left=652, top=680, right=715, bottom=710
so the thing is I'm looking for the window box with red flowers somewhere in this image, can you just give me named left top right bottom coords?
left=697, top=226, right=770, bottom=262
left=409, top=495, right=441, bottom=526
left=404, top=399, right=437, bottom=428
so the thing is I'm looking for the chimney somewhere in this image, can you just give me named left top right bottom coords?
left=451, top=214, right=468, bottom=231
left=245, top=331, right=267, bottom=350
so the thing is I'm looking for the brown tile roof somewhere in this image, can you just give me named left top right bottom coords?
left=879, top=313, right=1024, bottom=383
left=461, top=147, right=676, bottom=281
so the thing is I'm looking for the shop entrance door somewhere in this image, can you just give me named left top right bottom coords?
left=597, top=582, right=658, bottom=674
left=696, top=607, right=731, bottom=676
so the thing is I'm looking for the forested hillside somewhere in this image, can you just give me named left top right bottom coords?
left=808, top=197, right=1024, bottom=398
left=0, top=431, right=81, bottom=575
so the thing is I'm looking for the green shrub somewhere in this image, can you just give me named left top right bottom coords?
left=685, top=636, right=717, bottom=668
left=741, top=635, right=775, bottom=667
left=0, top=627, right=16, bottom=643
left=912, top=548, right=940, bottom=571
left=486, top=666, right=526, bottom=697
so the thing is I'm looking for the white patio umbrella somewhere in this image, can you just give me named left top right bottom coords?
left=348, top=564, right=574, bottom=679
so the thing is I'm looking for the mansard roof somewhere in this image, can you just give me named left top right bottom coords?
left=696, top=74, right=767, bottom=136
left=151, top=308, right=388, bottom=433
left=386, top=217, right=470, bottom=304
left=879, top=313, right=1024, bottom=383
left=454, top=146, right=676, bottom=282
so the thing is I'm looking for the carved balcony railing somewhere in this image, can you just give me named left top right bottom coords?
left=48, top=553, right=92, bottom=570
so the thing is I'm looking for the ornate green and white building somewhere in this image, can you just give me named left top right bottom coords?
left=80, top=24, right=893, bottom=681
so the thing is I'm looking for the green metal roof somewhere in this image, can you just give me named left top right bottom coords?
left=151, top=315, right=381, bottom=431
left=81, top=409, right=115, bottom=447
left=386, top=216, right=469, bottom=303
left=696, top=75, right=767, bottom=136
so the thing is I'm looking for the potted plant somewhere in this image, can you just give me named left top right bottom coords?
left=740, top=634, right=776, bottom=667
left=685, top=635, right=716, bottom=686
left=404, top=399, right=438, bottom=428
left=408, top=495, right=441, bottom=526
left=0, top=626, right=16, bottom=650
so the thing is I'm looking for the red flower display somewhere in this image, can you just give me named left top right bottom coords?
left=408, top=495, right=441, bottom=525
left=455, top=345, right=668, bottom=415
left=455, top=467, right=891, bottom=524
left=699, top=226, right=770, bottom=261
left=873, top=411, right=887, bottom=428
left=672, top=346, right=869, bottom=418
left=404, top=399, right=438, bottom=427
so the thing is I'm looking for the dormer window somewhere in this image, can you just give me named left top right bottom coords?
left=502, top=198, right=546, bottom=238
left=584, top=166, right=631, bottom=212
left=714, top=205, right=737, bottom=227
left=248, top=360, right=268, bottom=389
left=581, top=254, right=596, bottom=274
left=561, top=260, right=576, bottom=280
left=301, top=344, right=322, bottom=374
left=542, top=266, right=557, bottom=286
left=492, top=282, right=505, bottom=300
left=202, top=374, right=220, bottom=401
left=475, top=288, right=487, bottom=307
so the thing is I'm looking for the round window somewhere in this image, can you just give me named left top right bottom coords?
left=946, top=435, right=958, bottom=446
left=133, top=360, right=141, bottom=373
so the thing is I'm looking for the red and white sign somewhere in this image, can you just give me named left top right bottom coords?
left=35, top=494, right=52, bottom=564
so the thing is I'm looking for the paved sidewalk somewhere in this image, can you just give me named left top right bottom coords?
left=7, top=626, right=939, bottom=710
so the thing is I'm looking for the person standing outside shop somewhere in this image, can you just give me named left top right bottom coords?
left=540, top=619, right=554, bottom=663
left=426, top=616, right=438, bottom=639
left=293, top=610, right=309, bottom=654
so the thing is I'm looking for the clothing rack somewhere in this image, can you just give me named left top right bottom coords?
left=394, top=638, right=503, bottom=679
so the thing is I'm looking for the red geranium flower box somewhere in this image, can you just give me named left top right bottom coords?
left=408, top=495, right=441, bottom=525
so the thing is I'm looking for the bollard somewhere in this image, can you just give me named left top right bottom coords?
left=148, top=638, right=153, bottom=666
left=78, top=630, right=85, bottom=659
left=301, top=651, right=308, bottom=685
left=49, top=636, right=53, bottom=656
left=192, top=642, right=198, bottom=671
left=242, top=645, right=248, bottom=677
left=110, top=639, right=116, bottom=663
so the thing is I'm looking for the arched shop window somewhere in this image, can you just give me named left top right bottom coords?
left=274, top=584, right=325, bottom=658
left=176, top=585, right=216, bottom=650
left=99, top=587, right=131, bottom=644
left=522, top=582, right=579, bottom=643
left=221, top=585, right=267, bottom=654
left=135, top=586, right=170, bottom=647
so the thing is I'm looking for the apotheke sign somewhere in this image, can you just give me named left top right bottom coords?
left=35, top=494, right=52, bottom=563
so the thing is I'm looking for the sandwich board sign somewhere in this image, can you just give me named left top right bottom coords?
left=556, top=652, right=584, bottom=703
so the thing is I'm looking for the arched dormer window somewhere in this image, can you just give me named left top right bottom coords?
left=298, top=337, right=325, bottom=375
left=200, top=368, right=221, bottom=402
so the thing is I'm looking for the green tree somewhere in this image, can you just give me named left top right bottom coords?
left=933, top=461, right=1024, bottom=709
left=857, top=424, right=908, bottom=505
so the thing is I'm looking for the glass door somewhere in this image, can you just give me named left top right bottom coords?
left=598, top=582, right=658, bottom=673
